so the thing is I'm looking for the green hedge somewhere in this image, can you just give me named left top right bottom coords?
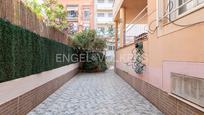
left=80, top=51, right=107, bottom=72
left=0, top=18, right=77, bottom=83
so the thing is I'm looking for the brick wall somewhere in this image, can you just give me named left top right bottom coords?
left=0, top=0, right=69, bottom=44
left=116, top=68, right=204, bottom=115
left=0, top=68, right=78, bottom=115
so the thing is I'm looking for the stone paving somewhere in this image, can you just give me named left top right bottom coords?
left=28, top=70, right=163, bottom=115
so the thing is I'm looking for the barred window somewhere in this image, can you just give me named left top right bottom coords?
left=168, top=0, right=204, bottom=20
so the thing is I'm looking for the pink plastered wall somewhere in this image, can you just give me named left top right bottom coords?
left=116, top=44, right=204, bottom=93
left=163, top=61, right=204, bottom=92
left=116, top=44, right=163, bottom=90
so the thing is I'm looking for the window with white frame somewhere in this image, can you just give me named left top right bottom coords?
left=108, top=0, right=113, bottom=3
left=97, top=0, right=104, bottom=3
left=97, top=13, right=105, bottom=17
left=98, top=27, right=105, bottom=32
left=178, top=0, right=195, bottom=14
left=67, top=5, right=78, bottom=19
left=108, top=13, right=113, bottom=17
left=169, top=0, right=204, bottom=20
left=108, top=46, right=112, bottom=50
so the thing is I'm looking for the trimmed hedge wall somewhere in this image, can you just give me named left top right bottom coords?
left=0, top=18, right=77, bottom=83
left=80, top=51, right=107, bottom=72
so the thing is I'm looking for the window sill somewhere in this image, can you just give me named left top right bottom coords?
left=168, top=93, right=204, bottom=112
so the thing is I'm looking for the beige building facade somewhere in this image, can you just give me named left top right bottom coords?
left=94, top=0, right=114, bottom=36
left=59, top=0, right=95, bottom=32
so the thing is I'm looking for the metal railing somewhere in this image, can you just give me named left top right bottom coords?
left=160, top=0, right=194, bottom=20
left=126, top=6, right=148, bottom=32
left=125, top=6, right=148, bottom=45
left=158, top=0, right=204, bottom=23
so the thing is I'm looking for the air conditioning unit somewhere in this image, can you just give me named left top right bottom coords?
left=171, top=73, right=204, bottom=107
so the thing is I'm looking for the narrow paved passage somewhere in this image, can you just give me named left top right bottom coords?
left=28, top=70, right=163, bottom=115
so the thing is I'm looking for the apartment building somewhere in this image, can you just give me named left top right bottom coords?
left=94, top=0, right=115, bottom=67
left=59, top=0, right=94, bottom=32
left=114, top=0, right=204, bottom=114
left=94, top=0, right=114, bottom=36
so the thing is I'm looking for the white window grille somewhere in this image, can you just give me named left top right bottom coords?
left=158, top=0, right=204, bottom=22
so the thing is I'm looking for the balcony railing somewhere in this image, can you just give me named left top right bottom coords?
left=126, top=24, right=147, bottom=44
left=96, top=17, right=113, bottom=24
left=97, top=3, right=113, bottom=10
left=158, top=0, right=204, bottom=25
left=125, top=6, right=148, bottom=45
left=67, top=17, right=78, bottom=21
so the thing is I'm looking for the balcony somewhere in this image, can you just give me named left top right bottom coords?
left=115, top=4, right=148, bottom=48
left=126, top=24, right=147, bottom=45
left=113, top=0, right=147, bottom=23
left=114, top=0, right=148, bottom=49
left=67, top=17, right=78, bottom=21
left=96, top=3, right=113, bottom=10
left=96, top=17, right=113, bottom=24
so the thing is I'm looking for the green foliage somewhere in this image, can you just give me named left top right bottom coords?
left=80, top=51, right=107, bottom=72
left=107, top=25, right=114, bottom=37
left=72, top=30, right=106, bottom=51
left=134, top=42, right=145, bottom=74
left=0, top=18, right=77, bottom=83
left=97, top=25, right=114, bottom=37
left=43, top=0, right=68, bottom=29
left=24, top=0, right=43, bottom=17
left=24, top=0, right=68, bottom=30
left=92, top=38, right=106, bottom=51
left=72, top=30, right=107, bottom=72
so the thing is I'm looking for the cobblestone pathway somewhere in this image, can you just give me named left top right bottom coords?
left=28, top=70, right=163, bottom=115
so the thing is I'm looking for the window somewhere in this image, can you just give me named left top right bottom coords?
left=97, top=13, right=105, bottom=17
left=112, top=46, right=115, bottom=50
left=67, top=10, right=78, bottom=18
left=108, top=13, right=113, bottom=17
left=98, top=27, right=105, bottom=32
left=107, top=46, right=115, bottom=50
left=97, top=0, right=104, bottom=3
left=108, top=0, right=113, bottom=3
left=178, top=0, right=194, bottom=14
left=167, top=0, right=204, bottom=21
left=108, top=46, right=115, bottom=50
left=108, top=46, right=113, bottom=50
left=67, top=5, right=78, bottom=19
left=170, top=0, right=204, bottom=15
left=171, top=73, right=204, bottom=107
left=83, top=8, right=90, bottom=20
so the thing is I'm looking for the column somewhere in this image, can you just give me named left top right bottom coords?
left=114, top=21, right=118, bottom=50
left=114, top=20, right=118, bottom=71
left=119, top=7, right=126, bottom=47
